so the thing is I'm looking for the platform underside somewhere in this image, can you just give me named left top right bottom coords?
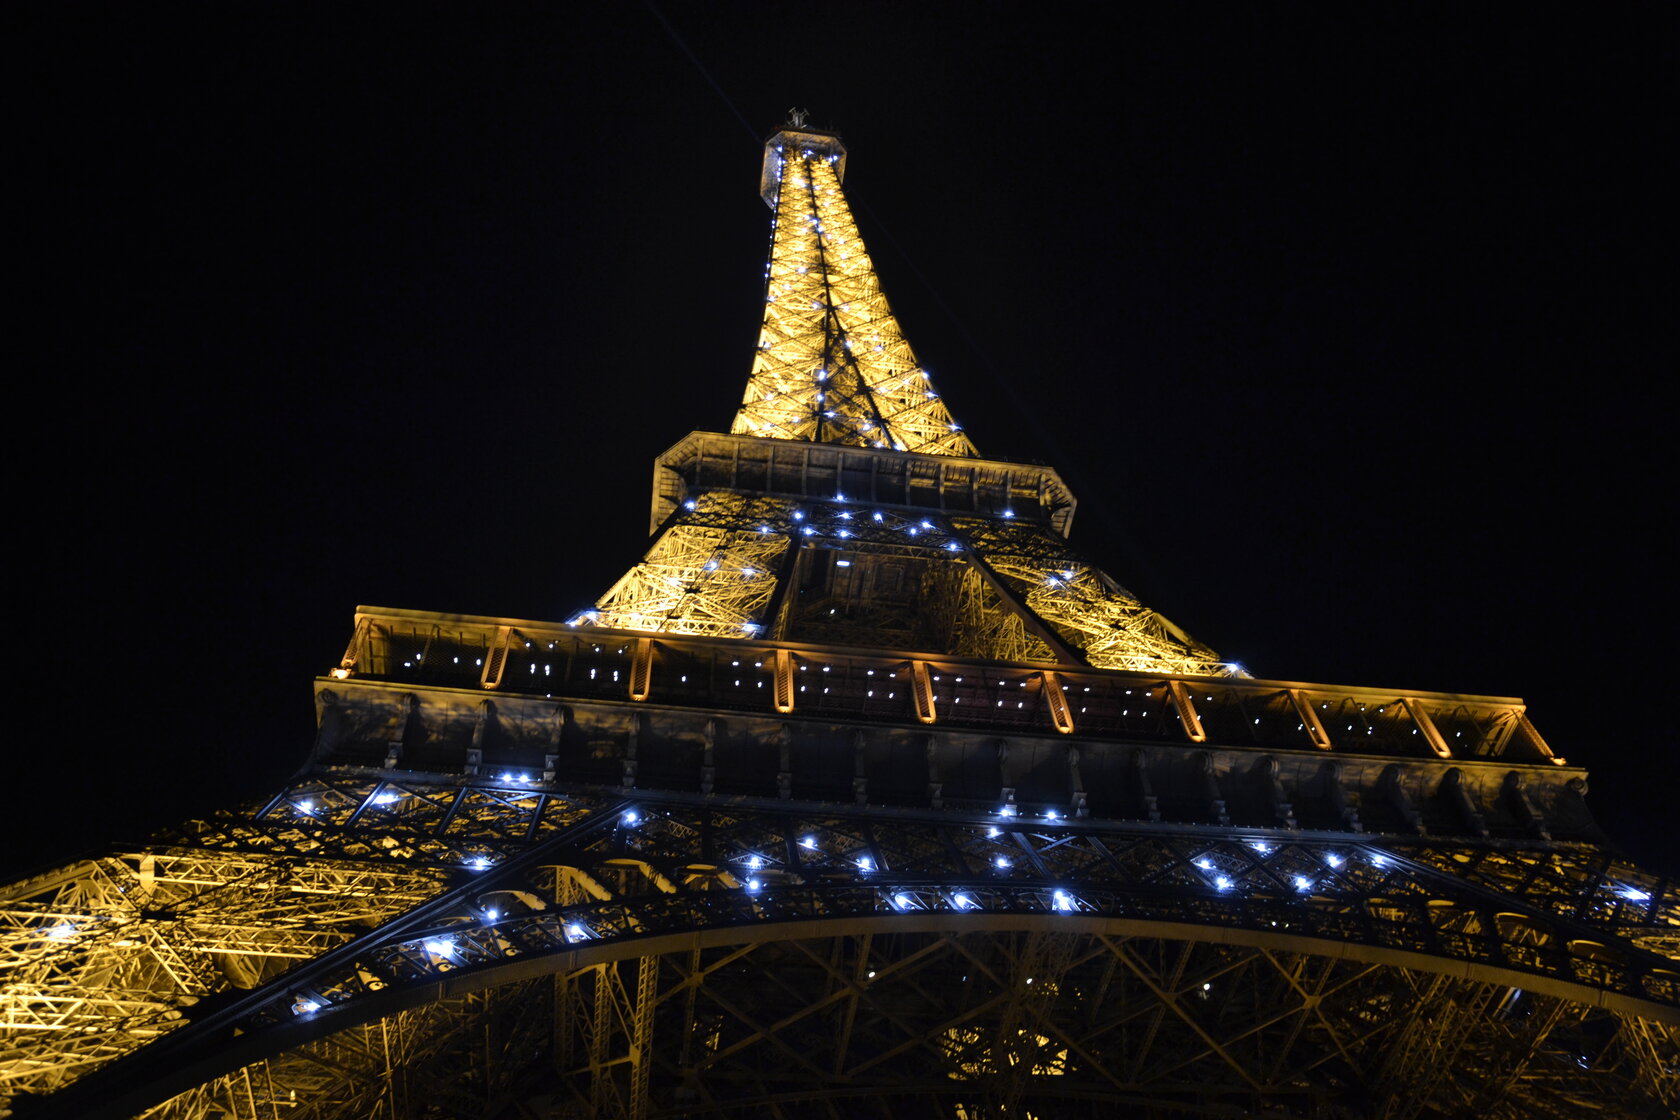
left=12, top=770, right=1677, bottom=1119
left=143, top=925, right=1680, bottom=1120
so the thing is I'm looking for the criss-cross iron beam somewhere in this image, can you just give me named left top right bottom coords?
left=1105, top=935, right=1268, bottom=1093
left=31, top=798, right=631, bottom=1120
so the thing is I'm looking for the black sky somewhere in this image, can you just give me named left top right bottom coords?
left=13, top=4, right=1677, bottom=877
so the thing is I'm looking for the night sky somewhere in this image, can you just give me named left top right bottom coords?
left=14, top=5, right=1676, bottom=878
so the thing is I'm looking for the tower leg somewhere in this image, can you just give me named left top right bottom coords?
left=629, top=955, right=657, bottom=1118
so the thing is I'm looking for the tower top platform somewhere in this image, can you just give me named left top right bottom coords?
left=760, top=125, right=847, bottom=206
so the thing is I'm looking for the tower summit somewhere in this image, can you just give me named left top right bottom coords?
left=8, top=121, right=1677, bottom=1120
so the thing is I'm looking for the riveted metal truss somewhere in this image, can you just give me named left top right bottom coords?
left=588, top=123, right=1241, bottom=677
left=734, top=129, right=977, bottom=458
left=17, top=775, right=1678, bottom=1118
left=586, top=495, right=1233, bottom=678
left=950, top=515, right=1235, bottom=676
left=918, top=560, right=1059, bottom=666
left=0, top=846, right=447, bottom=1102
left=13, top=121, right=1678, bottom=1120
left=130, top=934, right=1680, bottom=1120
left=0, top=778, right=620, bottom=1108
left=591, top=494, right=794, bottom=638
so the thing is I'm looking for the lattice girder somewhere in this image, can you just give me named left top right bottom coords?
left=0, top=847, right=449, bottom=1103
left=586, top=493, right=1235, bottom=677
left=23, top=776, right=1677, bottom=1118
left=590, top=493, right=794, bottom=638
left=12, top=119, right=1676, bottom=1120
left=586, top=113, right=1243, bottom=674
left=950, top=515, right=1234, bottom=675
left=735, top=130, right=978, bottom=457
left=139, top=933, right=1680, bottom=1120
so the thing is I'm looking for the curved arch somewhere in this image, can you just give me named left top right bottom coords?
left=65, top=910, right=1680, bottom=1120
left=322, top=912, right=1680, bottom=1033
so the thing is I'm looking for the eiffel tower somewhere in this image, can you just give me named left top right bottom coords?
left=6, top=117, right=1677, bottom=1120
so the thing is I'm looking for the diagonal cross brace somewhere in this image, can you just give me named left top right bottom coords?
left=28, top=798, right=633, bottom=1120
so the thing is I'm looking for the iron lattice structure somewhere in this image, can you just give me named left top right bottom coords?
left=733, top=128, right=976, bottom=457
left=4, top=121, right=1677, bottom=1119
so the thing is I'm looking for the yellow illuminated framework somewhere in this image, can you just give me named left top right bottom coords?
left=591, top=494, right=792, bottom=638
left=0, top=844, right=449, bottom=1098
left=954, top=516, right=1229, bottom=675
left=734, top=129, right=977, bottom=455
left=7, top=118, right=1675, bottom=1120
left=589, top=125, right=1237, bottom=678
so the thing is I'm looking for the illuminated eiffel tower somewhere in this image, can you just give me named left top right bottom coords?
left=5, top=116, right=1677, bottom=1120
